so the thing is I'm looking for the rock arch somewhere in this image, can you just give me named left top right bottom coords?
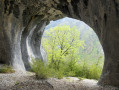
left=0, top=0, right=119, bottom=87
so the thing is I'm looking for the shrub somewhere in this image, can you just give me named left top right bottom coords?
left=31, top=58, right=51, bottom=79
left=87, top=64, right=102, bottom=80
left=31, top=57, right=103, bottom=80
left=0, top=66, right=15, bottom=73
left=55, top=71, right=63, bottom=79
left=74, top=59, right=102, bottom=80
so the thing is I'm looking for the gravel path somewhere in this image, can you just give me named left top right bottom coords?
left=0, top=71, right=118, bottom=90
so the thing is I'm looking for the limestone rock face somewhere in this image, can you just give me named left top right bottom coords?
left=0, top=0, right=119, bottom=87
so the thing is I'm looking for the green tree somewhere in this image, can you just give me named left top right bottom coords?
left=42, top=25, right=84, bottom=70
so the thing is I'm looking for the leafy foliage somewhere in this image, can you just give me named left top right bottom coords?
left=31, top=57, right=102, bottom=80
left=45, top=17, right=104, bottom=63
left=31, top=58, right=64, bottom=79
left=42, top=25, right=84, bottom=70
left=36, top=25, right=104, bottom=80
left=31, top=58, right=50, bottom=79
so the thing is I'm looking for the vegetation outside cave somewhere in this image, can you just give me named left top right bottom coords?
left=32, top=17, right=104, bottom=80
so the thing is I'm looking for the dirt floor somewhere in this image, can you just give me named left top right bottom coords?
left=0, top=71, right=118, bottom=90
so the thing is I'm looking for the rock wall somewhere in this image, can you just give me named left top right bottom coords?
left=0, top=0, right=119, bottom=87
left=58, top=0, right=119, bottom=87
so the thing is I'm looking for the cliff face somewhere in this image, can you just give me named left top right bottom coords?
left=0, top=0, right=119, bottom=87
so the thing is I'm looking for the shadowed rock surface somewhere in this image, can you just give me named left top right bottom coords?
left=0, top=0, right=119, bottom=87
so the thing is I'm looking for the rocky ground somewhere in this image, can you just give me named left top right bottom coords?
left=0, top=71, right=118, bottom=90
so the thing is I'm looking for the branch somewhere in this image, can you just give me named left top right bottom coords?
left=61, top=38, right=74, bottom=56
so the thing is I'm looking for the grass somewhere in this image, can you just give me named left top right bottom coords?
left=15, top=81, right=20, bottom=85
left=66, top=77, right=70, bottom=79
left=78, top=77, right=85, bottom=80
left=0, top=66, right=15, bottom=73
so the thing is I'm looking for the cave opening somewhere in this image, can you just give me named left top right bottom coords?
left=41, top=17, right=104, bottom=80
left=0, top=0, right=119, bottom=88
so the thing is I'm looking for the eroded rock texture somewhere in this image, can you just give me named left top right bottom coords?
left=0, top=0, right=119, bottom=87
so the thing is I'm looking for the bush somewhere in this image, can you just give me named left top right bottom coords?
left=0, top=66, right=15, bottom=73
left=31, top=58, right=65, bottom=79
left=31, top=57, right=103, bottom=80
left=55, top=71, right=63, bottom=79
left=31, top=58, right=50, bottom=79
left=73, top=60, right=102, bottom=80
left=87, top=64, right=102, bottom=80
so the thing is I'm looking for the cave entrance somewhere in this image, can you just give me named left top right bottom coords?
left=41, top=17, right=104, bottom=80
